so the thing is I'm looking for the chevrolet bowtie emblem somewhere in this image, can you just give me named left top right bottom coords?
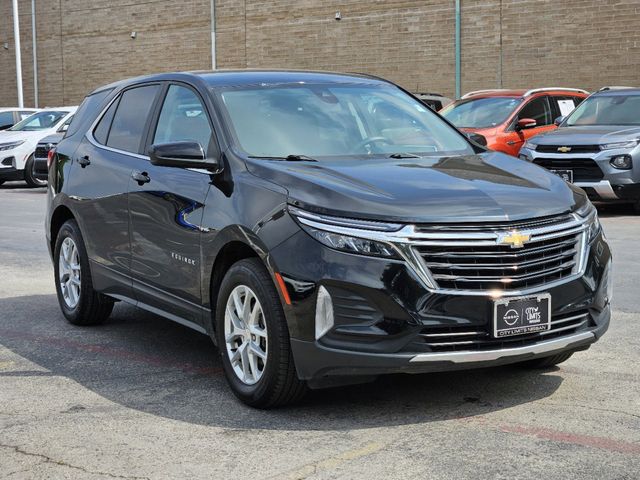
left=498, top=231, right=531, bottom=249
left=557, top=146, right=572, bottom=153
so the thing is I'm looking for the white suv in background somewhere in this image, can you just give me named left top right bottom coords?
left=0, top=107, right=76, bottom=187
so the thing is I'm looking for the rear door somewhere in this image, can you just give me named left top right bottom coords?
left=128, top=83, right=214, bottom=328
left=66, top=84, right=161, bottom=300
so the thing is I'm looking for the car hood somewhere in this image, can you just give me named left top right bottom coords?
left=37, top=133, right=64, bottom=145
left=534, top=125, right=640, bottom=145
left=0, top=129, right=54, bottom=144
left=245, top=152, right=583, bottom=223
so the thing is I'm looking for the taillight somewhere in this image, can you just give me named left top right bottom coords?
left=47, top=147, right=56, bottom=168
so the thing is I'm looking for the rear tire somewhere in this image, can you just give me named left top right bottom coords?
left=215, top=258, right=307, bottom=408
left=632, top=202, right=640, bottom=215
left=54, top=219, right=114, bottom=325
left=0, top=180, right=4, bottom=186
left=24, top=154, right=46, bottom=187
left=518, top=351, right=574, bottom=369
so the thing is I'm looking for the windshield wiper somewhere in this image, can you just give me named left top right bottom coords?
left=248, top=154, right=318, bottom=162
left=389, top=152, right=421, bottom=159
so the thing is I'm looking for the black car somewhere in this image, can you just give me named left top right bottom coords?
left=46, top=71, right=612, bottom=408
left=33, top=133, right=65, bottom=181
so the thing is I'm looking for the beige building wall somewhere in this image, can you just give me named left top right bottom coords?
left=1, top=0, right=639, bottom=107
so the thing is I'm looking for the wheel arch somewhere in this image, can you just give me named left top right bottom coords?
left=50, top=204, right=76, bottom=253
left=204, top=230, right=287, bottom=340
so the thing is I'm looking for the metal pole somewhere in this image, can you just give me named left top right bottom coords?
left=210, top=0, right=216, bottom=70
left=455, top=0, right=461, bottom=99
left=12, top=0, right=24, bottom=108
left=32, top=0, right=38, bottom=108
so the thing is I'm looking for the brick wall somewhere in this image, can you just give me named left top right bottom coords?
left=1, top=0, right=639, bottom=107
left=0, top=0, right=211, bottom=107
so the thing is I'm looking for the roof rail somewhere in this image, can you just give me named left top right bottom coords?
left=415, top=92, right=444, bottom=97
left=523, top=87, right=589, bottom=97
left=460, top=89, right=513, bottom=99
left=598, top=86, right=636, bottom=92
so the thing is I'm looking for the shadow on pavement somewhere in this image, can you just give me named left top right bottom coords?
left=0, top=294, right=565, bottom=431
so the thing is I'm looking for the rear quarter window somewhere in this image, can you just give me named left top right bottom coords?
left=66, top=88, right=113, bottom=137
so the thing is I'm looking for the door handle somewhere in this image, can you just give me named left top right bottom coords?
left=77, top=155, right=91, bottom=168
left=131, top=170, right=151, bottom=186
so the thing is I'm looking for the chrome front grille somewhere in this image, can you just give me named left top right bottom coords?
left=418, top=310, right=590, bottom=352
left=408, top=213, right=587, bottom=294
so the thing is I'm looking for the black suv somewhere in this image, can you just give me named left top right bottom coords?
left=46, top=71, right=612, bottom=408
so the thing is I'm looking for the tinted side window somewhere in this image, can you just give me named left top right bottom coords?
left=106, top=85, right=160, bottom=153
left=0, top=112, right=13, bottom=129
left=66, top=88, right=113, bottom=137
left=518, top=97, right=552, bottom=126
left=153, top=85, right=213, bottom=154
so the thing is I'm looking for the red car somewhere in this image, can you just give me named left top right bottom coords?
left=440, top=88, right=589, bottom=157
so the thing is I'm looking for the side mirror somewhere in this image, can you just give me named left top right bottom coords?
left=554, top=116, right=565, bottom=126
left=516, top=118, right=537, bottom=130
left=149, top=141, right=220, bottom=170
left=464, top=132, right=487, bottom=147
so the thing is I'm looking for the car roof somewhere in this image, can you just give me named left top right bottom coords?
left=594, top=88, right=640, bottom=96
left=460, top=88, right=589, bottom=100
left=0, top=107, right=38, bottom=112
left=91, top=69, right=392, bottom=94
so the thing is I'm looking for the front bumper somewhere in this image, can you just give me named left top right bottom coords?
left=520, top=147, right=640, bottom=203
left=270, top=226, right=612, bottom=382
left=0, top=166, right=25, bottom=181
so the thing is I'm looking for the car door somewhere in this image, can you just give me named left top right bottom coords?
left=66, top=84, right=161, bottom=300
left=501, top=96, right=555, bottom=156
left=128, top=83, right=214, bottom=328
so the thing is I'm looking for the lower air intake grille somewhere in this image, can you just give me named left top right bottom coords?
left=418, top=310, right=590, bottom=352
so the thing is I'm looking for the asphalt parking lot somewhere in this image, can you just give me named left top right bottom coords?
left=0, top=183, right=638, bottom=480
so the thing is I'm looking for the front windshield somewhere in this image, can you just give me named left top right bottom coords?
left=216, top=83, right=473, bottom=158
left=10, top=111, right=67, bottom=131
left=441, top=97, right=521, bottom=129
left=565, top=95, right=640, bottom=126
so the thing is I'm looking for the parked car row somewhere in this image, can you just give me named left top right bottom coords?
left=0, top=107, right=76, bottom=187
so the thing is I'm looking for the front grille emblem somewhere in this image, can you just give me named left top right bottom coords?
left=497, top=231, right=531, bottom=249
left=557, top=146, right=572, bottom=153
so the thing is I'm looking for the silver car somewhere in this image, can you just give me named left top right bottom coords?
left=519, top=87, right=640, bottom=212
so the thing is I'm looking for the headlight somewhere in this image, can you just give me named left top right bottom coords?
left=0, top=140, right=25, bottom=151
left=575, top=201, right=602, bottom=242
left=523, top=140, right=538, bottom=150
left=600, top=140, right=639, bottom=150
left=289, top=206, right=401, bottom=258
left=609, top=154, right=632, bottom=169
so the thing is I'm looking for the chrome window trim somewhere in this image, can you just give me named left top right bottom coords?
left=291, top=207, right=592, bottom=297
left=84, top=88, right=215, bottom=175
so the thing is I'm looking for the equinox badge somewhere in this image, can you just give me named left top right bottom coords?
left=498, top=231, right=531, bottom=249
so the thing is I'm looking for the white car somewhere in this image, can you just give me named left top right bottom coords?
left=0, top=108, right=40, bottom=130
left=0, top=107, right=76, bottom=187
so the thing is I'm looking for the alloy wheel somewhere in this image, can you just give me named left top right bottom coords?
left=224, top=285, right=268, bottom=385
left=58, top=237, right=81, bottom=308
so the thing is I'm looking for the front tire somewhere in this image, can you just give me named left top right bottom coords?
left=54, top=219, right=114, bottom=325
left=215, top=258, right=306, bottom=408
left=24, top=154, right=46, bottom=187
left=518, top=351, right=574, bottom=369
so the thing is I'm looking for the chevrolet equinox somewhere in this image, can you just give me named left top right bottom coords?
left=46, top=71, right=612, bottom=407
